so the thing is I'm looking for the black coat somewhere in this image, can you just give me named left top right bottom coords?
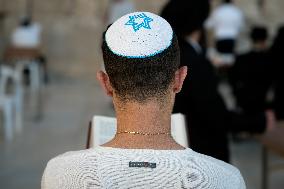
left=229, top=50, right=273, bottom=113
left=228, top=50, right=273, bottom=134
left=270, top=39, right=284, bottom=120
left=173, top=38, right=229, bottom=162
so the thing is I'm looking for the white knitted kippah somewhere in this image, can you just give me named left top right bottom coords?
left=105, top=12, right=173, bottom=58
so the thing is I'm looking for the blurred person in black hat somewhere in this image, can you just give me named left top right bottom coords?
left=161, top=0, right=210, bottom=48
left=161, top=0, right=230, bottom=162
left=270, top=25, right=284, bottom=120
left=161, top=1, right=275, bottom=163
left=229, top=26, right=275, bottom=134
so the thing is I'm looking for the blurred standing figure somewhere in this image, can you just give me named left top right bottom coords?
left=229, top=27, right=274, bottom=133
left=205, top=0, right=244, bottom=66
left=270, top=26, right=284, bottom=120
left=161, top=1, right=230, bottom=162
left=105, top=0, right=135, bottom=25
left=12, top=17, right=41, bottom=48
left=11, top=17, right=48, bottom=83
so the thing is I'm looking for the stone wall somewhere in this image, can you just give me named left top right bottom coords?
left=0, top=0, right=168, bottom=78
left=237, top=0, right=284, bottom=34
left=211, top=0, right=284, bottom=52
left=1, top=0, right=108, bottom=78
left=0, top=0, right=283, bottom=77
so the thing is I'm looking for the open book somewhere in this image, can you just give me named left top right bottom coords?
left=87, top=113, right=189, bottom=148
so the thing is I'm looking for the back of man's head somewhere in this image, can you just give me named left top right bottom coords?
left=101, top=12, right=180, bottom=103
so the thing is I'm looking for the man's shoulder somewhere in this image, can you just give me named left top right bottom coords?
left=46, top=149, right=98, bottom=167
left=184, top=149, right=245, bottom=188
left=189, top=150, right=240, bottom=173
left=43, top=149, right=102, bottom=178
left=42, top=149, right=101, bottom=188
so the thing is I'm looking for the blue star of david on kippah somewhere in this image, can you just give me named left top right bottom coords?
left=125, top=13, right=154, bottom=32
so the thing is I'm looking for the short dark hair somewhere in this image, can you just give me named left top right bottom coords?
left=101, top=32, right=180, bottom=103
left=250, top=26, right=268, bottom=43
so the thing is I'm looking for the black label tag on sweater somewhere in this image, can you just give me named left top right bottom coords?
left=129, top=161, right=156, bottom=168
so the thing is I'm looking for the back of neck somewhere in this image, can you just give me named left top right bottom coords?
left=102, top=101, right=184, bottom=150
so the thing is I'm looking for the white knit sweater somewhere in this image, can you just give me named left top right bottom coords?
left=42, top=147, right=245, bottom=189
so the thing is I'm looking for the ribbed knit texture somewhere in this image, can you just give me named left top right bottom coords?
left=42, top=147, right=245, bottom=189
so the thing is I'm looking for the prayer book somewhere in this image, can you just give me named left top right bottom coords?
left=87, top=113, right=189, bottom=148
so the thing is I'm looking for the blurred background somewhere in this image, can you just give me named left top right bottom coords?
left=0, top=0, right=284, bottom=188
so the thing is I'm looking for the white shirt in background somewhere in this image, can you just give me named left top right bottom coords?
left=205, top=4, right=244, bottom=40
left=11, top=23, right=41, bottom=48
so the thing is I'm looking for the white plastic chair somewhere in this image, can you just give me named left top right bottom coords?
left=3, top=47, right=43, bottom=92
left=15, top=60, right=41, bottom=91
left=0, top=65, right=23, bottom=141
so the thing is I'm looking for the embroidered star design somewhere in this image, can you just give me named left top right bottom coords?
left=125, top=13, right=154, bottom=32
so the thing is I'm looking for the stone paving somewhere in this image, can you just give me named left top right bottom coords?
left=0, top=71, right=283, bottom=189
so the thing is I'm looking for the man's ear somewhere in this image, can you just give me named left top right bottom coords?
left=96, top=71, right=113, bottom=97
left=173, top=66, right=187, bottom=93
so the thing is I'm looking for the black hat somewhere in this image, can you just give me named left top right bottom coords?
left=160, top=0, right=209, bottom=36
left=250, top=26, right=268, bottom=42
